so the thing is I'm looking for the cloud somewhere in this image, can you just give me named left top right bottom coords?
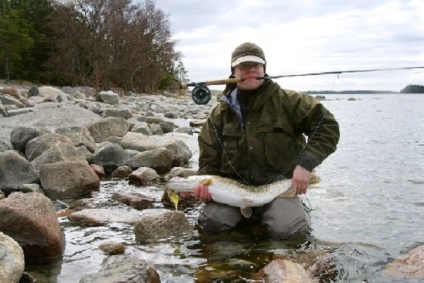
left=151, top=0, right=424, bottom=91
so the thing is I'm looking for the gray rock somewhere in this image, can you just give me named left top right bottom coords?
left=0, top=140, right=10, bottom=152
left=30, top=141, right=87, bottom=169
left=0, top=94, right=25, bottom=108
left=68, top=208, right=144, bottom=225
left=159, top=120, right=176, bottom=133
left=131, top=122, right=153, bottom=136
left=0, top=105, right=103, bottom=133
left=88, top=142, right=130, bottom=167
left=148, top=123, right=163, bottom=135
left=79, top=255, right=160, bottom=283
left=164, top=139, right=192, bottom=166
left=127, top=148, right=173, bottom=174
left=28, top=86, right=39, bottom=97
left=25, top=133, right=74, bottom=161
left=0, top=231, right=25, bottom=283
left=55, top=126, right=96, bottom=153
left=96, top=90, right=119, bottom=105
left=10, top=126, right=49, bottom=153
left=0, top=150, right=38, bottom=190
left=120, top=132, right=154, bottom=151
left=87, top=117, right=131, bottom=143
left=102, top=108, right=132, bottom=120
left=134, top=211, right=193, bottom=242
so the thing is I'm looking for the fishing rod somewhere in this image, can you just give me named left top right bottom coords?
left=181, top=66, right=424, bottom=104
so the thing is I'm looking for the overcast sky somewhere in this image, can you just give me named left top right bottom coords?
left=150, top=0, right=424, bottom=91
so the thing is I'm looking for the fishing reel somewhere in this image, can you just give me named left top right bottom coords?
left=191, top=84, right=211, bottom=105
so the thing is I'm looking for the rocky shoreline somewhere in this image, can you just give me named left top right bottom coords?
left=1, top=82, right=423, bottom=282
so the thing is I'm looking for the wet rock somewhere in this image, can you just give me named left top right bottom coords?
left=134, top=210, right=193, bottom=242
left=68, top=208, right=144, bottom=225
left=111, top=165, right=133, bottom=178
left=128, top=167, right=160, bottom=186
left=0, top=192, right=65, bottom=263
left=39, top=160, right=100, bottom=199
left=112, top=191, right=155, bottom=210
left=0, top=231, right=25, bottom=283
left=253, top=258, right=317, bottom=283
left=383, top=245, right=424, bottom=280
left=98, top=241, right=127, bottom=255
left=90, top=164, right=105, bottom=178
left=79, top=255, right=160, bottom=283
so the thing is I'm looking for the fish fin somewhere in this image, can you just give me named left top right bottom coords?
left=167, top=190, right=179, bottom=211
left=278, top=186, right=296, bottom=198
left=201, top=177, right=212, bottom=186
left=240, top=207, right=253, bottom=218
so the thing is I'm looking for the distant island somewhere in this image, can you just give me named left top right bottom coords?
left=400, top=84, right=424, bottom=93
left=304, top=90, right=398, bottom=94
left=304, top=84, right=424, bottom=94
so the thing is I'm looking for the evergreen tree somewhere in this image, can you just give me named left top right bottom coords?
left=0, top=0, right=33, bottom=80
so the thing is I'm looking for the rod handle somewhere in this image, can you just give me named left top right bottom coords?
left=180, top=77, right=243, bottom=89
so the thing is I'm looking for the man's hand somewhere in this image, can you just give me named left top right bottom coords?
left=194, top=184, right=212, bottom=201
left=291, top=165, right=312, bottom=195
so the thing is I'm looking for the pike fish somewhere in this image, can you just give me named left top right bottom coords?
left=165, top=175, right=296, bottom=217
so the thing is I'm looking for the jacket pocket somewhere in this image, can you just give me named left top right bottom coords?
left=256, top=119, right=297, bottom=171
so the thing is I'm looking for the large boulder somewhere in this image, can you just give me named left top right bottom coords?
left=0, top=192, right=65, bottom=263
left=87, top=117, right=131, bottom=143
left=39, top=161, right=100, bottom=199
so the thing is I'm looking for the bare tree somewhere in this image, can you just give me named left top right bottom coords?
left=47, top=0, right=180, bottom=93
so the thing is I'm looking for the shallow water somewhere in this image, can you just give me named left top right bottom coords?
left=25, top=94, right=424, bottom=282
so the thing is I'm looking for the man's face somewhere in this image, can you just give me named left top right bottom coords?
left=234, top=62, right=265, bottom=90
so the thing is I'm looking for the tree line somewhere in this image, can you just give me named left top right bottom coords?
left=0, top=0, right=188, bottom=93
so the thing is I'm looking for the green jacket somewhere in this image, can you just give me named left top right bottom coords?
left=197, top=80, right=340, bottom=185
